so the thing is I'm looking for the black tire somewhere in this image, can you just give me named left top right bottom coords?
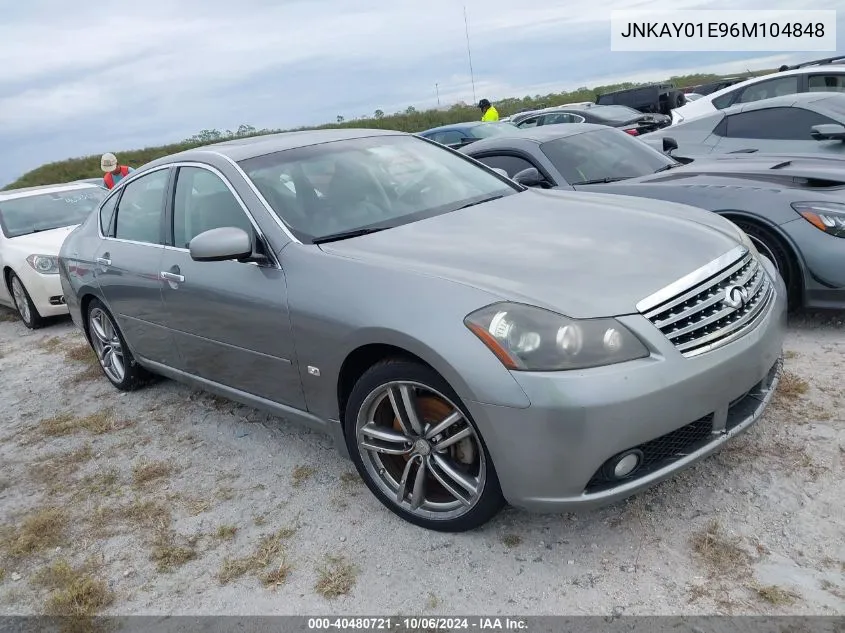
left=733, top=220, right=801, bottom=309
left=343, top=359, right=505, bottom=532
left=85, top=298, right=154, bottom=391
left=7, top=272, right=45, bottom=329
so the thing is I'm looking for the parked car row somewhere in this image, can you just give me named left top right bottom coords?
left=2, top=122, right=795, bottom=533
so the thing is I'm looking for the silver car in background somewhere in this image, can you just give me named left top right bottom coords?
left=59, top=129, right=786, bottom=531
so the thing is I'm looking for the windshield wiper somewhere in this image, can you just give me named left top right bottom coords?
left=653, top=163, right=683, bottom=173
left=456, top=194, right=504, bottom=210
left=312, top=227, right=390, bottom=244
left=570, top=177, right=630, bottom=185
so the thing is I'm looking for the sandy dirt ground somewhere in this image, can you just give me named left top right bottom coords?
left=0, top=306, right=843, bottom=617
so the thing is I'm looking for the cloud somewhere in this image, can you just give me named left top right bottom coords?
left=1, top=0, right=842, bottom=185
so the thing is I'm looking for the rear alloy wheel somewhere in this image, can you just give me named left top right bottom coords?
left=345, top=360, right=504, bottom=531
left=9, top=273, right=44, bottom=329
left=734, top=220, right=800, bottom=309
left=86, top=298, right=152, bottom=391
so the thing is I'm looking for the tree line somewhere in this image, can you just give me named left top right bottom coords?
left=3, top=69, right=769, bottom=190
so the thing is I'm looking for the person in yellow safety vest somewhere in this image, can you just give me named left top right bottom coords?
left=478, top=99, right=499, bottom=122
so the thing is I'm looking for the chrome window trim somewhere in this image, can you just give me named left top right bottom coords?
left=97, top=164, right=171, bottom=240
left=99, top=162, right=281, bottom=269
left=636, top=245, right=748, bottom=314
left=205, top=150, right=303, bottom=245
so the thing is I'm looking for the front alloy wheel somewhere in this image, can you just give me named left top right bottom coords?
left=9, top=273, right=43, bottom=329
left=346, top=360, right=504, bottom=531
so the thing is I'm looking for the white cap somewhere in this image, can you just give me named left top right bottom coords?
left=101, top=153, right=117, bottom=172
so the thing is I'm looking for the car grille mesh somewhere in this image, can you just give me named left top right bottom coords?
left=641, top=251, right=774, bottom=357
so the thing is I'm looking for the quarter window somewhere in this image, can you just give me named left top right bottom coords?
left=475, top=154, right=539, bottom=178
left=98, top=194, right=118, bottom=237
left=171, top=167, right=255, bottom=249
left=113, top=169, right=169, bottom=244
left=808, top=74, right=845, bottom=93
left=734, top=75, right=800, bottom=104
left=725, top=107, right=837, bottom=140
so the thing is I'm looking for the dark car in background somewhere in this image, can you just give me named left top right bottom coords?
left=642, top=92, right=845, bottom=160
left=595, top=83, right=686, bottom=116
left=684, top=76, right=750, bottom=96
left=461, top=124, right=845, bottom=311
left=511, top=104, right=670, bottom=136
left=417, top=121, right=519, bottom=149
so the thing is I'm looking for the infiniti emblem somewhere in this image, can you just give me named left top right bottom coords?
left=722, top=284, right=750, bottom=310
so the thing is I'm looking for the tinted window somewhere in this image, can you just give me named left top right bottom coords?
left=539, top=127, right=675, bottom=185
left=113, top=169, right=168, bottom=244
left=0, top=187, right=106, bottom=239
left=542, top=113, right=585, bottom=125
left=99, top=193, right=118, bottom=237
left=517, top=116, right=540, bottom=128
left=725, top=107, right=837, bottom=140
left=172, top=167, right=254, bottom=249
left=475, top=154, right=538, bottom=177
left=431, top=130, right=466, bottom=146
left=239, top=135, right=517, bottom=243
left=735, top=75, right=800, bottom=104
left=712, top=90, right=738, bottom=110
left=586, top=105, right=641, bottom=122
left=808, top=73, right=845, bottom=93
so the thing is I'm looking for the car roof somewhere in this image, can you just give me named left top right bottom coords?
left=0, top=181, right=101, bottom=202
left=701, top=65, right=845, bottom=102
left=163, top=128, right=411, bottom=164
left=419, top=122, right=481, bottom=134
left=461, top=122, right=609, bottom=152
left=723, top=91, right=845, bottom=114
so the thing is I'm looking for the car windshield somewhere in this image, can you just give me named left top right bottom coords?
left=0, top=187, right=106, bottom=238
left=470, top=122, right=519, bottom=138
left=589, top=105, right=643, bottom=122
left=540, top=128, right=676, bottom=184
left=239, top=134, right=518, bottom=243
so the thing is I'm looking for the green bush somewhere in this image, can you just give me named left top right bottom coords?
left=3, top=69, right=772, bottom=191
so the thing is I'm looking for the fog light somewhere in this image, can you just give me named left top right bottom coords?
left=614, top=453, right=640, bottom=478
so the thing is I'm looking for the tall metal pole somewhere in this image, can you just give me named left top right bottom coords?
left=464, top=5, right=477, bottom=105
left=436, top=83, right=440, bottom=106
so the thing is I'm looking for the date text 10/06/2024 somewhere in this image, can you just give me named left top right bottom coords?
left=307, top=617, right=529, bottom=630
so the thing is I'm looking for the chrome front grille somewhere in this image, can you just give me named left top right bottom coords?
left=638, top=247, right=775, bottom=357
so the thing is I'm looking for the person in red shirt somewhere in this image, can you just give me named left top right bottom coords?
left=101, top=153, right=134, bottom=189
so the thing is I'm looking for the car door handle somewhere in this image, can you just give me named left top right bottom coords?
left=160, top=271, right=185, bottom=283
left=96, top=257, right=111, bottom=266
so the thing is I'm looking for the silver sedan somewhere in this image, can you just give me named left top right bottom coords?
left=59, top=129, right=786, bottom=531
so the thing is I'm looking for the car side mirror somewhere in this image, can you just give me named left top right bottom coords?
left=662, top=137, right=679, bottom=153
left=189, top=227, right=253, bottom=262
left=513, top=167, right=545, bottom=187
left=810, top=123, right=845, bottom=141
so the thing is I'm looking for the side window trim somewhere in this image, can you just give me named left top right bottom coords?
left=166, top=162, right=281, bottom=269
left=98, top=189, right=123, bottom=238
left=106, top=165, right=172, bottom=247
left=474, top=151, right=553, bottom=183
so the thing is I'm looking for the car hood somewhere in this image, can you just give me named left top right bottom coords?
left=319, top=189, right=743, bottom=319
left=636, top=154, right=845, bottom=189
left=4, top=225, right=78, bottom=254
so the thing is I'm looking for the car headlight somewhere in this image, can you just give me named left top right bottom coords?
left=26, top=254, right=59, bottom=274
left=464, top=302, right=649, bottom=371
left=791, top=202, right=845, bottom=238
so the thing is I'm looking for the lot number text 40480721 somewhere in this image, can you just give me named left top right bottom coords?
left=307, top=617, right=528, bottom=630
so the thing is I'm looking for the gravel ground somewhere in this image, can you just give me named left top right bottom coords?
left=0, top=306, right=843, bottom=617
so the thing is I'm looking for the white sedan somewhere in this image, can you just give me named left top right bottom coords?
left=0, top=182, right=106, bottom=328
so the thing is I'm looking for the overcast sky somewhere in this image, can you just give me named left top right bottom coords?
left=1, top=0, right=841, bottom=186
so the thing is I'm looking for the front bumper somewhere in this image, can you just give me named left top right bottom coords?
left=466, top=272, right=787, bottom=512
left=16, top=266, right=68, bottom=318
